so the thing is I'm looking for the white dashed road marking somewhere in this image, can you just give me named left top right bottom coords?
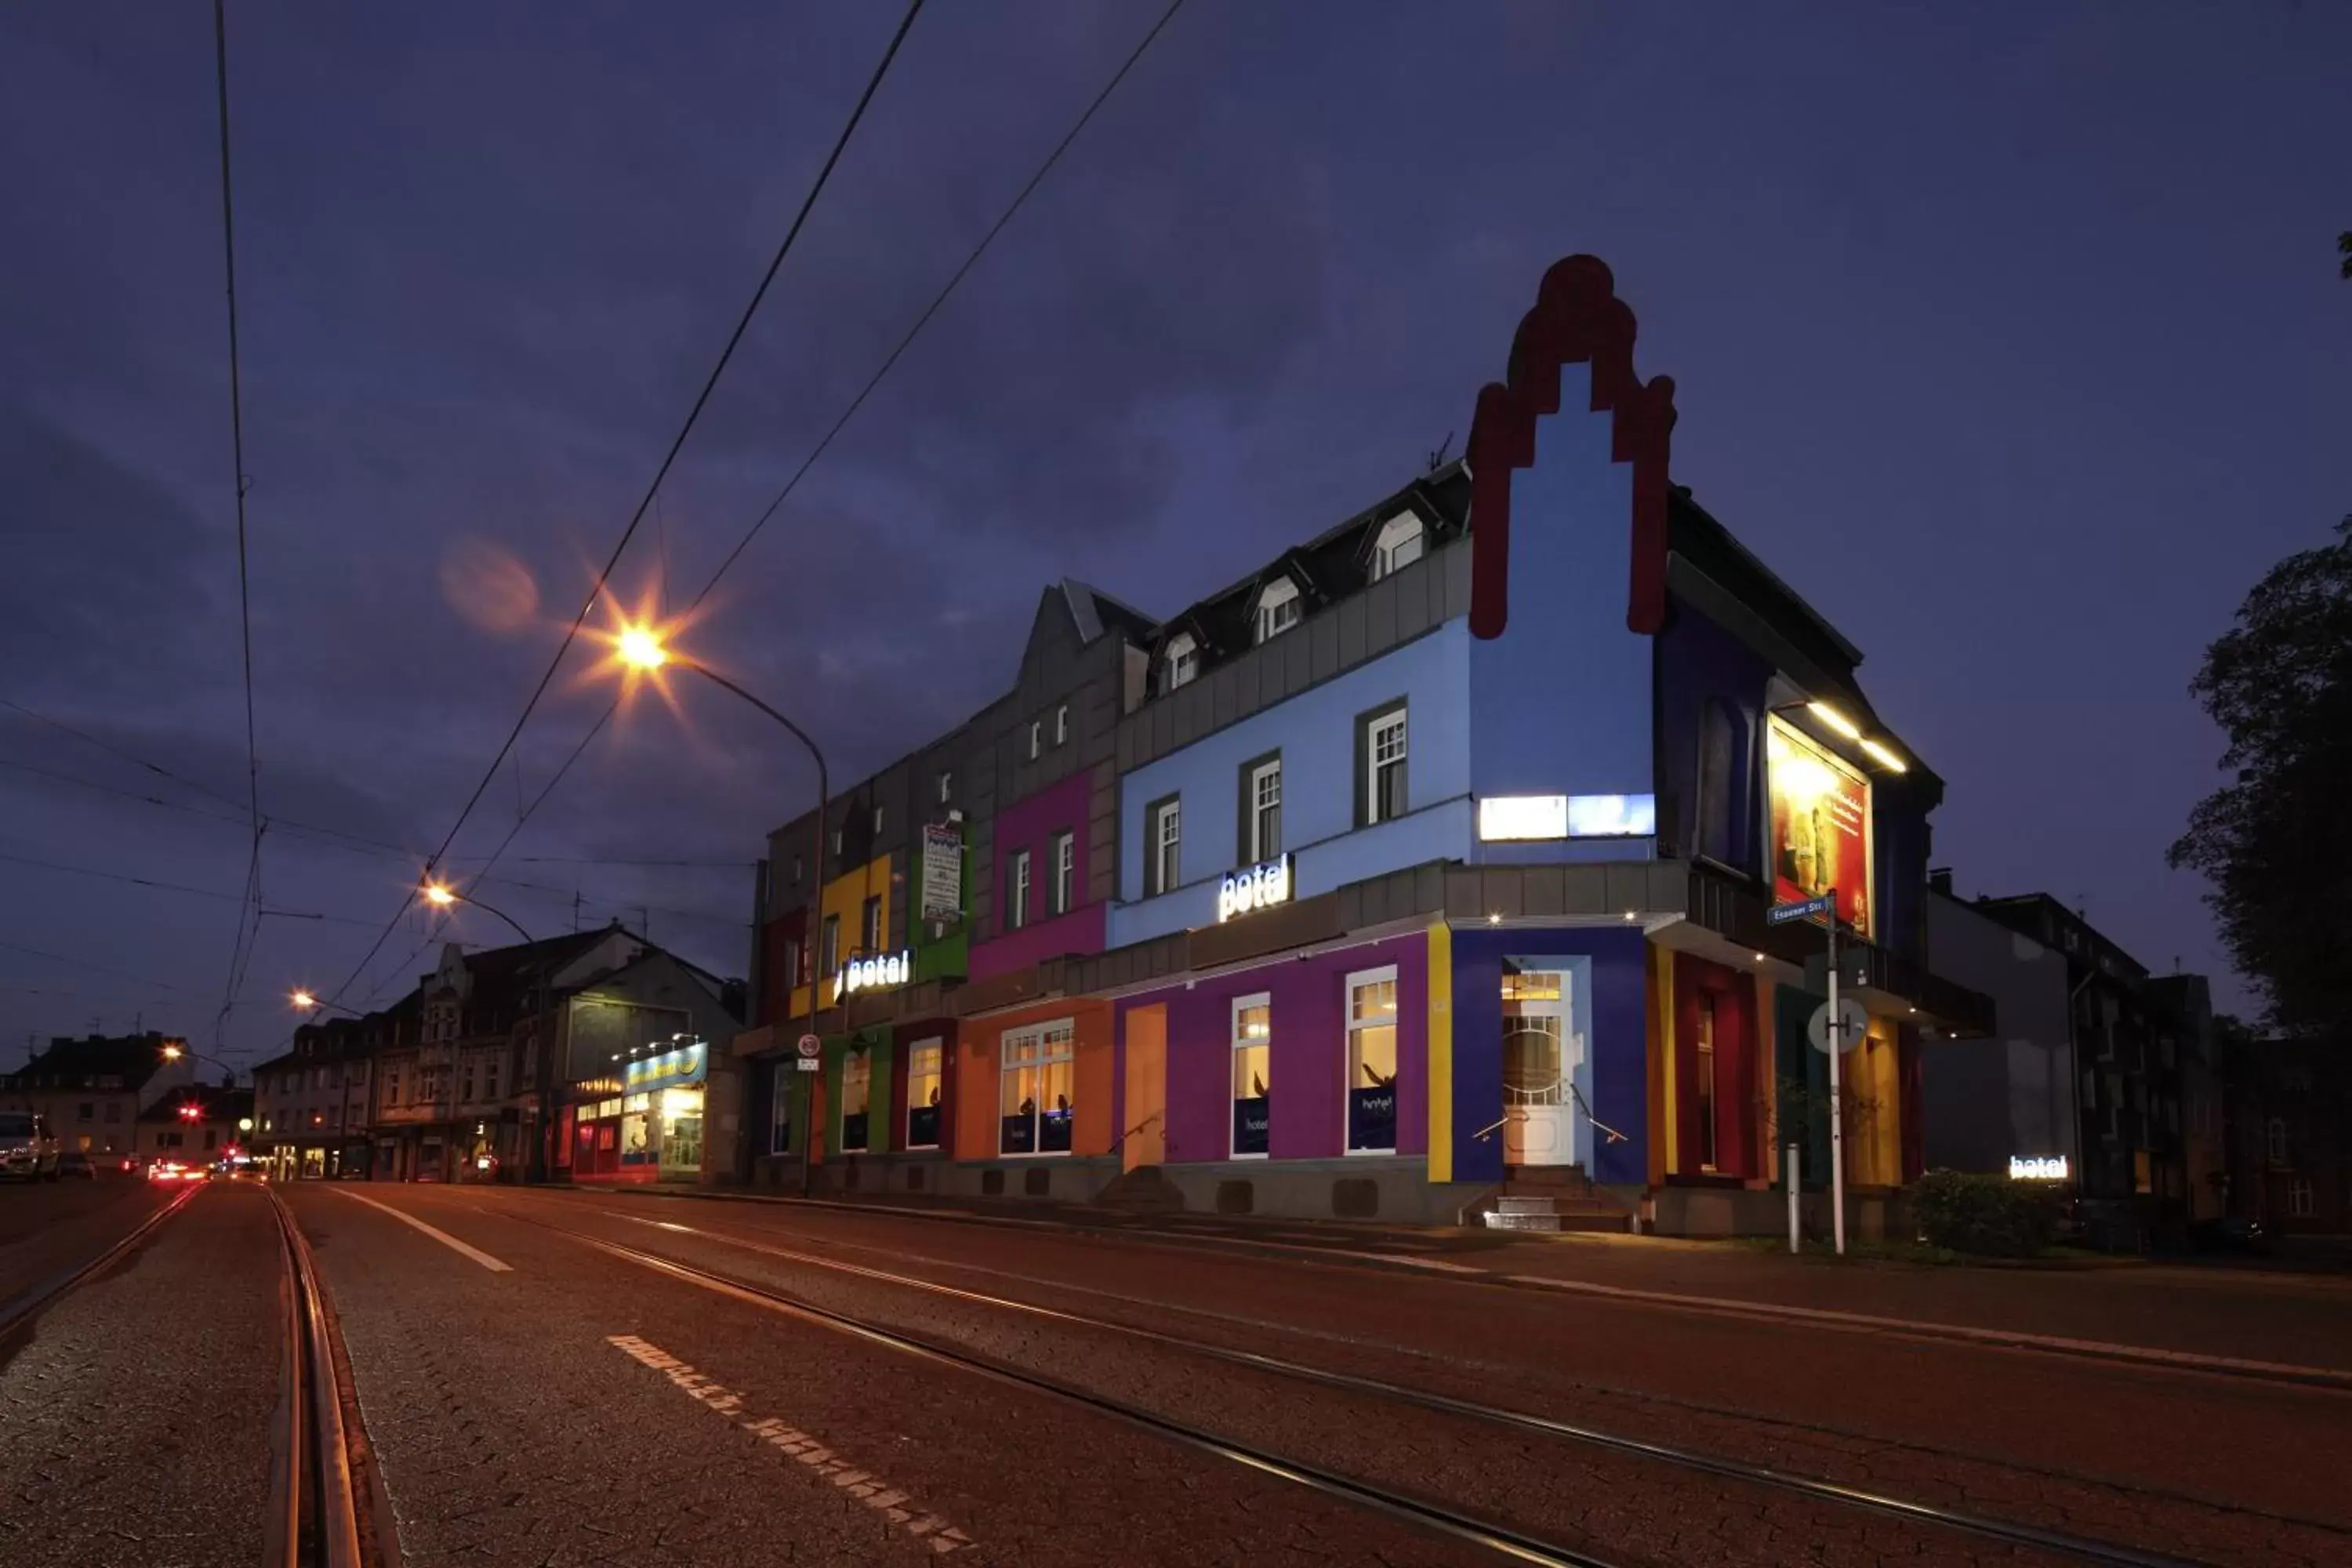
left=333, top=1188, right=513, bottom=1271
left=608, top=1334, right=976, bottom=1554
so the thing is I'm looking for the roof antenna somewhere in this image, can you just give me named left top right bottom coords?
left=1425, top=430, right=1454, bottom=474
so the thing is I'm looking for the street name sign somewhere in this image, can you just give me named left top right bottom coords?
left=1768, top=895, right=1833, bottom=926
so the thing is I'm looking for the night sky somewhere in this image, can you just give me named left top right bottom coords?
left=3, top=3, right=2346, bottom=1071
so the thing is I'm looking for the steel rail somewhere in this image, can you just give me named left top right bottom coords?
left=267, top=1188, right=368, bottom=1568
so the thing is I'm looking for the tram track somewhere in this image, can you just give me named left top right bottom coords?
left=516, top=1204, right=2227, bottom=1568
left=266, top=1185, right=383, bottom=1568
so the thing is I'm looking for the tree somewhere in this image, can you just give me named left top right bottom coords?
left=2169, top=517, right=2352, bottom=1036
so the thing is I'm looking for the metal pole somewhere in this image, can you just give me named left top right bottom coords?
left=1827, top=890, right=1846, bottom=1257
left=1787, top=1140, right=1801, bottom=1254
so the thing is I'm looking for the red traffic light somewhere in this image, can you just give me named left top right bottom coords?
left=178, top=1103, right=201, bottom=1121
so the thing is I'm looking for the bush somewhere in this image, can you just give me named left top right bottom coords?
left=1911, top=1169, right=2062, bottom=1258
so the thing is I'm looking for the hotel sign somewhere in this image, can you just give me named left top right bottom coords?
left=833, top=949, right=911, bottom=1004
left=1478, top=793, right=1657, bottom=842
left=1217, top=854, right=1292, bottom=923
left=2008, top=1155, right=2070, bottom=1181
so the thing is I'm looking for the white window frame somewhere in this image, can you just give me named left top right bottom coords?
left=2288, top=1178, right=2314, bottom=1218
left=1152, top=800, right=1181, bottom=895
left=1029, top=720, right=1042, bottom=760
left=1369, top=513, right=1425, bottom=580
left=999, top=1018, right=1076, bottom=1157
left=1255, top=577, right=1301, bottom=644
left=1367, top=706, right=1408, bottom=825
left=938, top=769, right=953, bottom=804
left=1009, top=849, right=1032, bottom=931
left=1055, top=704, right=1069, bottom=746
left=1053, top=829, right=1075, bottom=916
left=1163, top=633, right=1198, bottom=692
left=1230, top=992, right=1271, bottom=1160
left=905, top=1037, right=942, bottom=1149
left=1345, top=964, right=1401, bottom=1155
left=1248, top=757, right=1282, bottom=862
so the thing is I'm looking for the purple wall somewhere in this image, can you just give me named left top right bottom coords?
left=1119, top=931, right=1427, bottom=1165
left=970, top=770, right=1102, bottom=982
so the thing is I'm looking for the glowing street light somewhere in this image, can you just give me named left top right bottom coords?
left=291, top=989, right=318, bottom=1010
left=423, top=881, right=458, bottom=908
left=617, top=625, right=668, bottom=671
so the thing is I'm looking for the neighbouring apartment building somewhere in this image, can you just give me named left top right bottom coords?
left=0, top=1031, right=194, bottom=1158
left=718, top=253, right=1994, bottom=1236
left=2227, top=1033, right=2352, bottom=1240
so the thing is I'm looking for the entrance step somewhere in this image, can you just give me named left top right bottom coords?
left=1479, top=1185, right=1632, bottom=1234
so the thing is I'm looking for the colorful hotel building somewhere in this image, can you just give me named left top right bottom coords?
left=719, top=256, right=1991, bottom=1236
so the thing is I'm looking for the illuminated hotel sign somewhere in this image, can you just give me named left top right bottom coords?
left=1477, top=793, right=1657, bottom=842
left=2008, top=1155, right=2070, bottom=1181
left=623, top=1040, right=707, bottom=1094
left=1218, top=854, right=1292, bottom=923
left=833, top=949, right=911, bottom=1004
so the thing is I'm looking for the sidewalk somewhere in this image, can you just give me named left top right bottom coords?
left=561, top=1178, right=2352, bottom=1379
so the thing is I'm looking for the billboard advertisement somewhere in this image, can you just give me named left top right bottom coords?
left=920, top=823, right=964, bottom=924
left=1766, top=716, right=1872, bottom=938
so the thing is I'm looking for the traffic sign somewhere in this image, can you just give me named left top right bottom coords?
left=1807, top=998, right=1869, bottom=1055
left=1768, top=895, right=1832, bottom=926
left=795, top=1058, right=821, bottom=1073
left=796, top=1033, right=822, bottom=1060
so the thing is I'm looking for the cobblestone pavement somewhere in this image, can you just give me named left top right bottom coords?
left=0, top=1184, right=282, bottom=1568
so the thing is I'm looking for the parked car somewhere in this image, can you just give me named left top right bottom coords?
left=56, top=1151, right=96, bottom=1180
left=2190, top=1216, right=2270, bottom=1255
left=0, top=1110, right=61, bottom=1181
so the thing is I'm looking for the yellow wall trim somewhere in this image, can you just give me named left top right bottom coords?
left=1425, top=920, right=1453, bottom=1185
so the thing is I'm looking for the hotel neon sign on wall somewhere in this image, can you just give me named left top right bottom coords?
left=833, top=949, right=911, bottom=1004
left=1218, top=854, right=1293, bottom=923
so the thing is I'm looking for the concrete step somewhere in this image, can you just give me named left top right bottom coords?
left=1494, top=1195, right=1561, bottom=1217
left=1479, top=1185, right=1634, bottom=1234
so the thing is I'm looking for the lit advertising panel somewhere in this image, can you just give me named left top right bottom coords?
left=1766, top=716, right=1873, bottom=938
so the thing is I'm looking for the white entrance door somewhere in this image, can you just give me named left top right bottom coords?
left=1502, top=968, right=1583, bottom=1167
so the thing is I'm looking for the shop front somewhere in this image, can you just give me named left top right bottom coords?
left=571, top=1038, right=709, bottom=1184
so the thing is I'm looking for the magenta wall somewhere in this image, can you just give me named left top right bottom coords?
left=1117, top=930, right=1426, bottom=1164
left=969, top=770, right=1102, bottom=982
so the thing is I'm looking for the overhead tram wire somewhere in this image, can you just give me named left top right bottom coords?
left=434, top=0, right=1190, bottom=910
left=306, top=2, right=928, bottom=1018
left=212, top=0, right=267, bottom=1051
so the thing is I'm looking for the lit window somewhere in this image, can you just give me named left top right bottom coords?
left=999, top=1019, right=1075, bottom=1155
left=1232, top=994, right=1270, bottom=1157
left=1055, top=704, right=1069, bottom=746
left=1369, top=513, right=1425, bottom=580
left=906, top=1039, right=943, bottom=1149
left=1163, top=633, right=1198, bottom=692
left=1150, top=799, right=1181, bottom=895
left=1255, top=578, right=1301, bottom=644
left=840, top=1049, right=870, bottom=1152
left=1009, top=849, right=1032, bottom=931
left=1052, top=830, right=1075, bottom=916
left=1247, top=758, right=1282, bottom=861
left=1346, top=967, right=1399, bottom=1152
left=1366, top=706, right=1408, bottom=825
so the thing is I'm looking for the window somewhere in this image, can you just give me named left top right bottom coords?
left=831, top=828, right=843, bottom=855
left=485, top=1062, right=499, bottom=1101
left=1346, top=967, right=1400, bottom=1152
left=820, top=914, right=840, bottom=981
left=938, top=770, right=953, bottom=804
left=1149, top=798, right=1181, bottom=895
left=1055, top=704, right=1069, bottom=746
left=769, top=1062, right=795, bottom=1154
left=782, top=937, right=803, bottom=995
left=791, top=855, right=804, bottom=882
left=1029, top=720, right=1042, bottom=760
left=1163, top=633, right=1199, bottom=692
left=1008, top=849, right=1033, bottom=930
left=2267, top=1118, right=2288, bottom=1168
left=1364, top=705, right=1408, bottom=825
left=78, top=1102, right=93, bottom=1121
left=1255, top=577, right=1301, bottom=643
left=1232, top=994, right=1270, bottom=1157
left=872, top=804, right=884, bottom=836
left=1000, top=1019, right=1075, bottom=1154
left=1695, top=993, right=1719, bottom=1173
left=1051, top=830, right=1075, bottom=916
left=1245, top=757, right=1282, bottom=861
left=906, top=1039, right=942, bottom=1149
left=861, top=895, right=882, bottom=955
left=459, top=1065, right=475, bottom=1103
left=2288, top=1178, right=2314, bottom=1218
left=1369, top=513, right=1425, bottom=580
left=840, top=1049, right=870, bottom=1152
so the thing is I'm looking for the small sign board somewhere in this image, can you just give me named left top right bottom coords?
left=795, top=1057, right=821, bottom=1073
left=1807, top=998, right=1870, bottom=1055
left=1768, top=894, right=1833, bottom=926
left=796, top=1033, right=822, bottom=1060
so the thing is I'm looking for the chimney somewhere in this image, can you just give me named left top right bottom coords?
left=1927, top=867, right=1954, bottom=897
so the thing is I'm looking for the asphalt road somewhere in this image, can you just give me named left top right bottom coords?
left=6, top=1177, right=2352, bottom=1567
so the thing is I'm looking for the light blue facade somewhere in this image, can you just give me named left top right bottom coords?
left=1467, top=362, right=1656, bottom=863
left=1109, top=622, right=1474, bottom=946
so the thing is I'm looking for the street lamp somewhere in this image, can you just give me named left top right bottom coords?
left=612, top=620, right=828, bottom=1197
left=420, top=880, right=551, bottom=1185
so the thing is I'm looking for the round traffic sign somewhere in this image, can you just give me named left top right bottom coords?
left=1807, top=999, right=1870, bottom=1055
left=796, top=1033, right=822, bottom=1060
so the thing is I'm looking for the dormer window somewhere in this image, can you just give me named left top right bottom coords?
left=1255, top=578, right=1301, bottom=644
left=1163, top=633, right=1199, bottom=692
left=1370, top=514, right=1424, bottom=580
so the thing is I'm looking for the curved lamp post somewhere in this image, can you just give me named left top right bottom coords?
left=423, top=880, right=550, bottom=1184
left=615, top=624, right=828, bottom=1197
